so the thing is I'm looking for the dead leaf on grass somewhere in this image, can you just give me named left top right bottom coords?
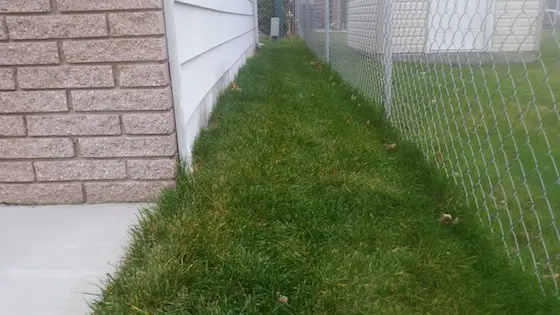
left=435, top=151, right=444, bottom=164
left=310, top=60, right=323, bottom=71
left=210, top=120, right=219, bottom=129
left=543, top=273, right=560, bottom=279
left=439, top=213, right=459, bottom=226
left=129, top=305, right=150, bottom=315
left=192, top=162, right=203, bottom=172
left=232, top=81, right=241, bottom=91
left=384, top=143, right=397, bottom=151
left=276, top=292, right=289, bottom=304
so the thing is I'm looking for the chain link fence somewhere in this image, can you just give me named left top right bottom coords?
left=256, top=0, right=297, bottom=39
left=255, top=0, right=560, bottom=295
left=276, top=0, right=560, bottom=294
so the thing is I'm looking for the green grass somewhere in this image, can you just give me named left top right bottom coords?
left=91, top=39, right=559, bottom=314
left=306, top=29, right=560, bottom=288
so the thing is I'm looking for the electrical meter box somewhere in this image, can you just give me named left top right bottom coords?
left=270, top=17, right=280, bottom=38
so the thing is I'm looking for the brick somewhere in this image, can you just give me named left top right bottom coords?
left=0, top=138, right=74, bottom=159
left=109, top=12, right=165, bottom=36
left=72, top=88, right=171, bottom=111
left=122, top=112, right=174, bottom=135
left=0, top=162, right=34, bottom=182
left=118, top=64, right=169, bottom=87
left=0, top=68, right=14, bottom=90
left=79, top=135, right=176, bottom=158
left=0, top=91, right=67, bottom=113
left=35, top=160, right=126, bottom=181
left=7, top=15, right=107, bottom=40
left=19, top=66, right=113, bottom=89
left=0, top=42, right=59, bottom=65
left=0, top=0, right=51, bottom=13
left=0, top=17, right=7, bottom=40
left=127, top=159, right=176, bottom=180
left=64, top=38, right=167, bottom=63
left=27, top=115, right=120, bottom=136
left=0, top=183, right=83, bottom=205
left=0, top=116, right=25, bottom=136
left=58, top=0, right=162, bottom=11
left=85, top=181, right=174, bottom=203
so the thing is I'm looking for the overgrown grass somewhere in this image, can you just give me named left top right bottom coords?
left=91, top=39, right=559, bottom=314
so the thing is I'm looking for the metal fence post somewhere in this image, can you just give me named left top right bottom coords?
left=275, top=0, right=284, bottom=38
left=325, top=0, right=330, bottom=62
left=252, top=0, right=260, bottom=47
left=295, top=0, right=301, bottom=36
left=382, top=0, right=393, bottom=117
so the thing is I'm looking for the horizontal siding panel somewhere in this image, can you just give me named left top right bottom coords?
left=348, top=8, right=378, bottom=15
left=393, top=18, right=425, bottom=28
left=496, top=0, right=541, bottom=10
left=394, top=2, right=428, bottom=11
left=493, top=42, right=535, bottom=51
left=393, top=36, right=425, bottom=46
left=394, top=11, right=427, bottom=20
left=348, top=0, right=380, bottom=8
left=178, top=30, right=254, bottom=121
left=174, top=3, right=254, bottom=64
left=394, top=45, right=425, bottom=53
left=174, top=0, right=253, bottom=15
left=393, top=27, right=425, bottom=36
left=492, top=34, right=536, bottom=43
left=494, top=9, right=539, bottom=17
left=494, top=26, right=538, bottom=35
left=495, top=17, right=538, bottom=27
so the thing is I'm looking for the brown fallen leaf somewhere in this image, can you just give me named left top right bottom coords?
left=310, top=60, right=323, bottom=71
left=435, top=151, right=444, bottom=164
left=331, top=168, right=337, bottom=176
left=192, top=162, right=202, bottom=172
left=276, top=292, right=289, bottom=304
left=129, top=305, right=150, bottom=315
left=384, top=143, right=397, bottom=151
left=439, top=213, right=459, bottom=226
left=543, top=273, right=560, bottom=279
left=210, top=120, right=219, bottom=129
left=232, top=81, right=241, bottom=91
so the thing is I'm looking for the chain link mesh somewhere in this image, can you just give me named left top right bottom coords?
left=256, top=0, right=560, bottom=295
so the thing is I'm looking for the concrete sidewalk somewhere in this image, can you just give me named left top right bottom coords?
left=0, top=204, right=143, bottom=315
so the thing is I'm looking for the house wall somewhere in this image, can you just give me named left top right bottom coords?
left=347, top=0, right=542, bottom=54
left=347, top=0, right=427, bottom=54
left=493, top=0, right=541, bottom=52
left=393, top=0, right=428, bottom=53
left=165, top=0, right=257, bottom=164
left=347, top=0, right=382, bottom=54
left=0, top=0, right=177, bottom=205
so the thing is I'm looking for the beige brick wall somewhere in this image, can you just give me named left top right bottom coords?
left=0, top=0, right=177, bottom=205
